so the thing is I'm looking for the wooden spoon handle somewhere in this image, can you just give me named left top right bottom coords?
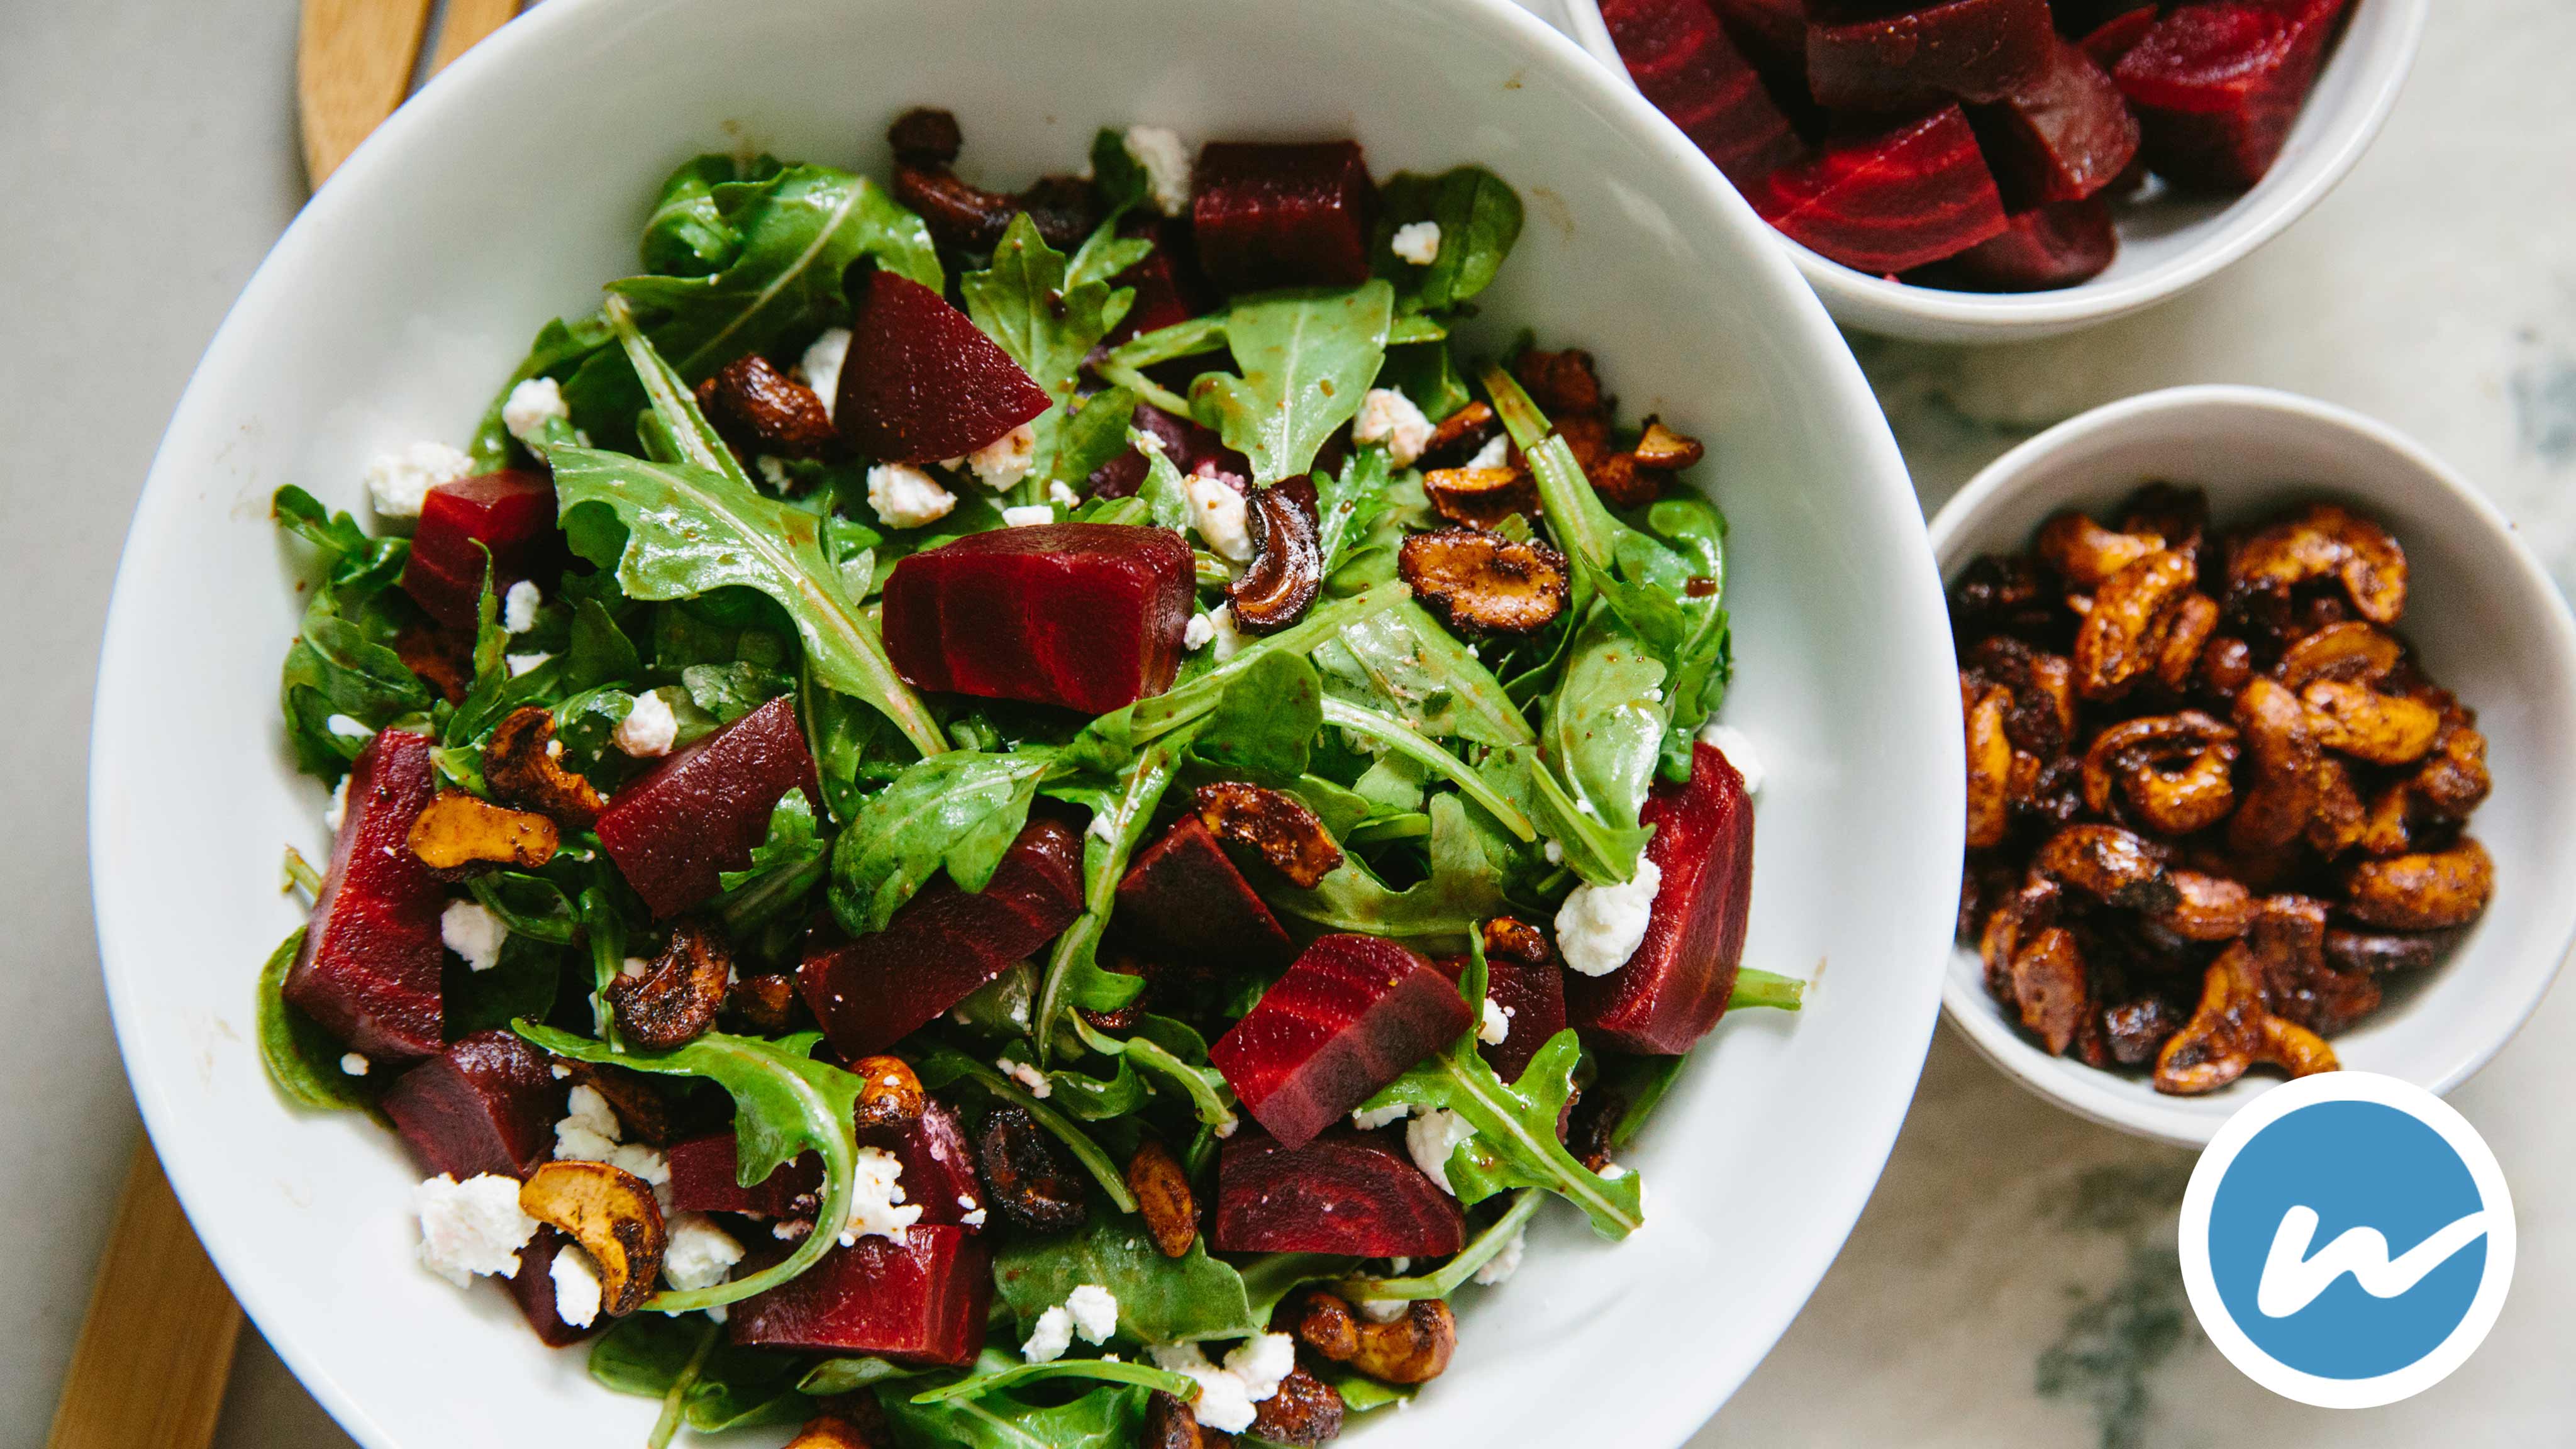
left=297, top=0, right=437, bottom=184
left=45, top=1141, right=244, bottom=1449
left=428, top=0, right=522, bottom=75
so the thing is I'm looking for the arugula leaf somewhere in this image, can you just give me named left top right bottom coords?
left=1311, top=443, right=1392, bottom=584
left=1334, top=1188, right=1544, bottom=1302
left=590, top=1314, right=810, bottom=1435
left=1375, top=167, right=1523, bottom=313
left=1309, top=600, right=1533, bottom=748
left=1538, top=606, right=1666, bottom=883
left=466, top=869, right=580, bottom=945
left=469, top=311, right=616, bottom=471
left=639, top=155, right=750, bottom=278
left=798, top=1357, right=932, bottom=1396
left=714, top=789, right=831, bottom=934
left=274, top=486, right=406, bottom=594
left=826, top=750, right=1056, bottom=935
left=1318, top=696, right=1535, bottom=841
left=445, top=935, right=560, bottom=1038
left=1089, top=128, right=1151, bottom=219
left=1267, top=794, right=1513, bottom=950
left=1198, top=651, right=1322, bottom=779
left=911, top=1360, right=1197, bottom=1406
left=1133, top=442, right=1194, bottom=533
left=963, top=215, right=1145, bottom=499
left=278, top=602, right=433, bottom=777
left=1069, top=1015, right=1238, bottom=1135
left=1031, top=731, right=1194, bottom=1060
left=1375, top=338, right=1471, bottom=423
left=882, top=1379, right=1150, bottom=1449
left=255, top=928, right=370, bottom=1111
left=1190, top=282, right=1394, bottom=485
left=1058, top=386, right=1142, bottom=494
left=992, top=1207, right=1268, bottom=1343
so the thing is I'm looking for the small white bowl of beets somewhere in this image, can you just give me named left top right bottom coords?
left=1930, top=386, right=2576, bottom=1146
left=1565, top=0, right=2429, bottom=342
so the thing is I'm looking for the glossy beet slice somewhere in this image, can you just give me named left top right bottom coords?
left=1568, top=741, right=1757, bottom=1054
left=509, top=1226, right=601, bottom=1347
left=382, top=1029, right=566, bottom=1181
left=729, top=1225, right=991, bottom=1365
left=1209, top=935, right=1473, bottom=1150
left=2113, top=0, right=2350, bottom=191
left=1087, top=403, right=1250, bottom=500
left=866, top=1099, right=985, bottom=1230
left=880, top=523, right=1195, bottom=714
left=799, top=819, right=1085, bottom=1059
left=1434, top=952, right=1569, bottom=1085
left=2077, top=5, right=2161, bottom=66
left=1913, top=197, right=2119, bottom=291
left=1968, top=36, right=2141, bottom=208
left=1191, top=142, right=1377, bottom=293
left=1116, top=815, right=1295, bottom=970
left=1753, top=105, right=2009, bottom=273
left=282, top=729, right=445, bottom=1061
left=838, top=269, right=1050, bottom=465
left=400, top=471, right=557, bottom=629
left=1806, top=0, right=2055, bottom=110
left=595, top=695, right=821, bottom=918
left=1211, top=1130, right=1465, bottom=1257
left=668, top=1131, right=825, bottom=1218
left=1606, top=0, right=1807, bottom=187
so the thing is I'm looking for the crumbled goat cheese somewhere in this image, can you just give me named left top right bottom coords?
left=1541, top=838, right=1564, bottom=865
left=952, top=422, right=1038, bottom=491
left=1212, top=1113, right=1239, bottom=1139
left=1352, top=388, right=1433, bottom=468
left=324, top=776, right=349, bottom=833
left=551, top=1245, right=603, bottom=1328
left=757, top=455, right=792, bottom=491
left=550, top=1063, right=571, bottom=1080
left=997, top=1058, right=1053, bottom=1099
left=1048, top=480, right=1082, bottom=510
left=1002, top=504, right=1055, bottom=527
left=1184, top=474, right=1253, bottom=562
left=501, top=579, right=542, bottom=634
left=502, top=377, right=570, bottom=445
left=1204, top=604, right=1247, bottom=662
left=1465, top=433, right=1511, bottom=470
left=1479, top=997, right=1512, bottom=1045
left=504, top=651, right=552, bottom=677
left=614, top=689, right=679, bottom=758
left=365, top=441, right=473, bottom=518
left=440, top=899, right=508, bottom=972
left=326, top=714, right=372, bottom=741
left=1555, top=857, right=1663, bottom=977
left=414, top=1173, right=538, bottom=1287
left=662, top=1212, right=745, bottom=1291
left=340, top=1052, right=370, bottom=1077
left=1696, top=722, right=1765, bottom=796
left=1022, top=1305, right=1075, bottom=1363
left=552, top=1085, right=673, bottom=1209
left=961, top=1206, right=989, bottom=1228
left=1065, top=1284, right=1120, bottom=1345
left=867, top=462, right=958, bottom=529
left=1184, top=613, right=1216, bottom=651
left=1390, top=220, right=1443, bottom=266
left=1124, top=125, right=1194, bottom=216
left=800, top=328, right=852, bottom=422
left=1352, top=1102, right=1411, bottom=1131
left=1147, top=1335, right=1297, bottom=1435
left=840, top=1145, right=922, bottom=1246
left=621, top=957, right=650, bottom=979
left=1357, top=1298, right=1410, bottom=1323
left=1406, top=1109, right=1476, bottom=1196
left=1474, top=1226, right=1528, bottom=1286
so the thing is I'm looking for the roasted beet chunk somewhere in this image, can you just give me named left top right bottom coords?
left=1913, top=197, right=2119, bottom=291
left=729, top=1226, right=992, bottom=1365
left=1567, top=741, right=1757, bottom=1053
left=2113, top=0, right=2351, bottom=191
left=381, top=1029, right=567, bottom=1180
left=1604, top=0, right=1806, bottom=187
left=1191, top=142, right=1377, bottom=293
left=1804, top=0, right=2055, bottom=111
left=1211, top=1130, right=1464, bottom=1257
left=798, top=819, right=1084, bottom=1059
left=837, top=269, right=1050, bottom=465
left=880, top=523, right=1195, bottom=714
left=1752, top=105, right=2009, bottom=273
left=1968, top=36, right=2141, bottom=208
left=509, top=1226, right=602, bottom=1346
left=283, top=730, right=445, bottom=1062
left=594, top=696, right=821, bottom=918
left=399, top=471, right=557, bottom=629
left=667, top=1131, right=824, bottom=1219
left=1209, top=935, right=1474, bottom=1150
left=1435, top=940, right=1569, bottom=1085
left=1116, top=814, right=1296, bottom=970
left=874, top=1099, right=985, bottom=1230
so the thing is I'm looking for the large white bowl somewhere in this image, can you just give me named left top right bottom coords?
left=89, top=1, right=1962, bottom=1444
left=1562, top=0, right=2428, bottom=343
left=1929, top=386, right=2576, bottom=1145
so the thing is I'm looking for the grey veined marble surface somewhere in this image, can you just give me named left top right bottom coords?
left=0, top=1, right=2566, bottom=1446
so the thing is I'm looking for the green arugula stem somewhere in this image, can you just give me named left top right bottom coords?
left=1070, top=1016, right=1238, bottom=1133
left=1333, top=1189, right=1543, bottom=1301
left=1483, top=366, right=1619, bottom=579
left=1729, top=968, right=1806, bottom=1011
left=647, top=1318, right=723, bottom=1449
left=1319, top=697, right=1535, bottom=842
left=280, top=845, right=323, bottom=899
left=907, top=1359, right=1196, bottom=1406
left=1345, top=814, right=1430, bottom=845
left=1034, top=738, right=1185, bottom=1064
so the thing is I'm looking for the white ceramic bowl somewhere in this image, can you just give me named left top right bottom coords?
left=91, top=0, right=1963, bottom=1444
left=1929, top=386, right=2576, bottom=1145
left=1562, top=0, right=2428, bottom=343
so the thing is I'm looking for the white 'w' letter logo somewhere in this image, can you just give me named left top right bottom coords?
left=2256, top=1206, right=2491, bottom=1318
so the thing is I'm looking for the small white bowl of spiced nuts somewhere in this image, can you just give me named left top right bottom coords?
left=1930, top=384, right=2576, bottom=1146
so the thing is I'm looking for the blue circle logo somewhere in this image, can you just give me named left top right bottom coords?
left=2179, top=1073, right=2514, bottom=1408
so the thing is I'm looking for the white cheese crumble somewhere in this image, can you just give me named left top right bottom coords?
left=1002, top=504, right=1055, bottom=528
left=1390, top=220, right=1443, bottom=266
left=1352, top=388, right=1433, bottom=469
left=1204, top=604, right=1246, bottom=662
left=440, top=899, right=508, bottom=973
left=663, top=1212, right=745, bottom=1291
left=1357, top=1297, right=1410, bottom=1323
left=840, top=1145, right=922, bottom=1246
left=1541, top=838, right=1563, bottom=866
left=997, top=1058, right=1052, bottom=1099
left=1473, top=1226, right=1528, bottom=1286
left=340, top=1052, right=370, bottom=1077
left=1021, top=1305, right=1075, bottom=1363
left=1146, top=1335, right=1297, bottom=1435
left=800, top=327, right=852, bottom=422
left=1184, top=613, right=1216, bottom=651
left=500, top=579, right=542, bottom=634
left=414, top=1173, right=537, bottom=1287
left=952, top=422, right=1038, bottom=491
left=1048, top=480, right=1082, bottom=511
left=1465, top=433, right=1511, bottom=470
left=365, top=440, right=473, bottom=519
left=1478, top=997, right=1512, bottom=1045
left=1555, top=856, right=1663, bottom=977
left=325, top=714, right=372, bottom=741
left=1696, top=722, right=1765, bottom=796
left=324, top=775, right=349, bottom=834
left=504, top=651, right=552, bottom=677
left=1124, top=125, right=1194, bottom=216
left=867, top=462, right=957, bottom=529
left=614, top=690, right=679, bottom=758
left=1406, top=1109, right=1475, bottom=1196
left=552, top=1085, right=676, bottom=1208
left=1212, top=1113, right=1239, bottom=1139
left=551, top=1245, right=603, bottom=1328
left=961, top=1206, right=989, bottom=1228
left=502, top=377, right=570, bottom=445
left=1351, top=1102, right=1411, bottom=1131
left=1065, top=1284, right=1119, bottom=1344
left=1184, top=475, right=1253, bottom=562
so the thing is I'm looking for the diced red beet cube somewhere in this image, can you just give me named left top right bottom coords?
left=1433, top=952, right=1569, bottom=1085
left=1913, top=197, right=2119, bottom=290
left=1116, top=815, right=1295, bottom=971
left=836, top=270, right=1050, bottom=465
left=399, top=471, right=557, bottom=630
left=1567, top=742, right=1757, bottom=1054
left=865, top=1099, right=985, bottom=1230
left=1605, top=0, right=1808, bottom=187
left=728, top=1226, right=991, bottom=1365
left=2114, top=0, right=2350, bottom=191
left=1711, top=0, right=1812, bottom=73
left=798, top=819, right=1085, bottom=1059
left=1968, top=36, right=2141, bottom=208
left=1753, top=105, right=2009, bottom=273
left=667, top=1131, right=825, bottom=1219
left=508, top=1226, right=601, bottom=1347
left=1191, top=142, right=1377, bottom=294
left=1209, top=935, right=1474, bottom=1150
left=1104, top=247, right=1201, bottom=351
left=880, top=523, right=1195, bottom=714
left=1087, top=403, right=1250, bottom=501
left=2077, top=5, right=2162, bottom=67
left=1806, top=0, right=2055, bottom=111
left=595, top=695, right=821, bottom=918
left=1211, top=1130, right=1465, bottom=1257
left=282, top=730, right=445, bottom=1062
left=381, top=1029, right=566, bottom=1181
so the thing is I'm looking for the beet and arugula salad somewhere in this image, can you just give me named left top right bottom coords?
left=260, top=110, right=1790, bottom=1447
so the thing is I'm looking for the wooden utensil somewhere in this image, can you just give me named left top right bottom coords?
left=300, top=0, right=525, bottom=184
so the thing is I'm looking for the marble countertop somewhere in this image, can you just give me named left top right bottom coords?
left=3, top=2, right=2567, bottom=1445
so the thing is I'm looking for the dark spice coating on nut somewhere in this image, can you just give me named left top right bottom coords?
left=1195, top=782, right=1343, bottom=888
left=483, top=706, right=608, bottom=829
left=1126, top=1138, right=1199, bottom=1259
left=606, top=917, right=731, bottom=1050
left=1249, top=1365, right=1345, bottom=1445
left=886, top=111, right=1097, bottom=253
left=974, top=1104, right=1088, bottom=1233
left=696, top=354, right=837, bottom=460
left=1227, top=484, right=1323, bottom=633
left=1397, top=528, right=1570, bottom=635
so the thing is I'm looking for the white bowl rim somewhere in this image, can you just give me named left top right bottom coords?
left=1558, top=0, right=2432, bottom=338
left=1925, top=383, right=2576, bottom=1145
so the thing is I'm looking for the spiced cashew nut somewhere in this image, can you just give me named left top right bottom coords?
left=1287, top=1291, right=1457, bottom=1384
left=2153, top=944, right=2339, bottom=1096
left=2344, top=839, right=2495, bottom=930
left=2072, top=550, right=2197, bottom=700
left=518, top=1160, right=667, bottom=1318
left=2080, top=712, right=2239, bottom=836
left=2224, top=502, right=2407, bottom=625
